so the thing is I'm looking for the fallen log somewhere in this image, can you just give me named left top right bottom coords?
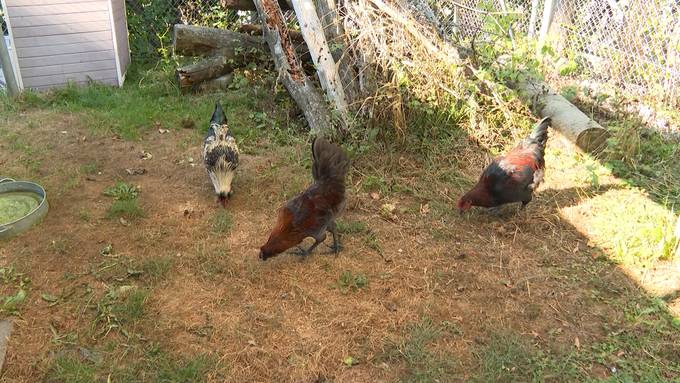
left=253, top=0, right=334, bottom=134
left=173, top=24, right=267, bottom=57
left=222, top=0, right=291, bottom=11
left=195, top=74, right=234, bottom=92
left=176, top=56, right=238, bottom=90
left=515, top=76, right=610, bottom=152
left=238, top=24, right=304, bottom=43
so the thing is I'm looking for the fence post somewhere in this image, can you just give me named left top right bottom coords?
left=528, top=0, right=539, bottom=38
left=537, top=0, right=557, bottom=53
left=0, top=32, right=19, bottom=97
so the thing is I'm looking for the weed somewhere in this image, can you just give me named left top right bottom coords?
left=93, top=287, right=148, bottom=337
left=336, top=271, right=368, bottom=293
left=104, top=182, right=139, bottom=200
left=364, top=232, right=382, bottom=253
left=211, top=210, right=233, bottom=233
left=0, top=266, right=30, bottom=315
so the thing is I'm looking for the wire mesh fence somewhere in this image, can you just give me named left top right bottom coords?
left=127, top=0, right=678, bottom=106
left=420, top=0, right=679, bottom=106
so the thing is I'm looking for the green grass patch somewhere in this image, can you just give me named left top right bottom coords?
left=336, top=270, right=368, bottom=293
left=472, top=332, right=579, bottom=383
left=48, top=355, right=96, bottom=383
left=139, top=256, right=174, bottom=283
left=336, top=220, right=369, bottom=234
left=211, top=210, right=233, bottom=234
left=107, top=199, right=145, bottom=220
left=380, top=317, right=457, bottom=382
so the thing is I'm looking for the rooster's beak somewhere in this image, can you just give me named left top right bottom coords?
left=217, top=193, right=228, bottom=208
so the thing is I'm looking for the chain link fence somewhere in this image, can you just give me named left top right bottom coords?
left=127, top=0, right=678, bottom=106
left=421, top=0, right=680, bottom=106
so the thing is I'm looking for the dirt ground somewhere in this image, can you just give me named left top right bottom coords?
left=0, top=109, right=678, bottom=382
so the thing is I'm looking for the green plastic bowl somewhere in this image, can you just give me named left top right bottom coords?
left=0, top=178, right=49, bottom=240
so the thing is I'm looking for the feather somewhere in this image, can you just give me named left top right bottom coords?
left=458, top=117, right=552, bottom=212
left=259, top=137, right=350, bottom=260
left=203, top=101, right=239, bottom=204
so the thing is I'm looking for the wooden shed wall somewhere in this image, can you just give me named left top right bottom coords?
left=4, top=0, right=120, bottom=90
left=111, top=0, right=129, bottom=83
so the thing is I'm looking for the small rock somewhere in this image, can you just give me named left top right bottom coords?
left=456, top=285, right=466, bottom=292
left=119, top=217, right=130, bottom=226
left=187, top=157, right=194, bottom=163
left=158, top=128, right=169, bottom=134
left=140, top=151, right=153, bottom=160
left=125, top=168, right=146, bottom=176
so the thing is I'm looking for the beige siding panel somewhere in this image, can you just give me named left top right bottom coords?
left=19, top=50, right=114, bottom=68
left=23, top=68, right=117, bottom=88
left=14, top=31, right=112, bottom=48
left=18, top=40, right=113, bottom=58
left=12, top=21, right=111, bottom=38
left=31, top=78, right=119, bottom=91
left=21, top=59, right=116, bottom=77
left=7, top=2, right=108, bottom=17
left=9, top=11, right=110, bottom=27
left=7, top=0, right=103, bottom=5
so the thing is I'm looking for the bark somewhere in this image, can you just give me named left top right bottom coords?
left=195, top=74, right=234, bottom=92
left=315, top=0, right=361, bottom=108
left=173, top=24, right=267, bottom=57
left=176, top=56, right=238, bottom=90
left=238, top=24, right=304, bottom=43
left=253, top=0, right=334, bottom=135
left=514, top=76, right=610, bottom=152
left=221, top=0, right=291, bottom=11
left=291, top=0, right=349, bottom=121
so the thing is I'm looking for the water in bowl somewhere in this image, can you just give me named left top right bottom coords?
left=0, top=192, right=41, bottom=225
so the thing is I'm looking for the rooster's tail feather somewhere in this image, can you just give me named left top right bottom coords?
left=311, top=137, right=350, bottom=184
left=528, top=116, right=551, bottom=146
left=211, top=101, right=227, bottom=126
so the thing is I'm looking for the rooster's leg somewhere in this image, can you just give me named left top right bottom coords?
left=487, top=206, right=502, bottom=216
left=326, top=221, right=342, bottom=254
left=294, top=232, right=327, bottom=257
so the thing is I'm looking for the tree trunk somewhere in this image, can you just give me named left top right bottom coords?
left=238, top=24, right=305, bottom=43
left=515, top=76, right=610, bottom=152
left=173, top=24, right=267, bottom=57
left=291, top=0, right=349, bottom=123
left=253, top=0, right=334, bottom=135
left=315, top=0, right=362, bottom=108
left=222, top=0, right=291, bottom=11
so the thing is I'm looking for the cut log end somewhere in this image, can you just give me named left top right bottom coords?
left=576, top=127, right=610, bottom=153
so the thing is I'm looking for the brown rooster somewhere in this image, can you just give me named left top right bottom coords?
left=259, top=137, right=350, bottom=260
left=457, top=117, right=552, bottom=214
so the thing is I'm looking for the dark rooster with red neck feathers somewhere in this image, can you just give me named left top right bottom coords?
left=458, top=117, right=552, bottom=213
left=259, top=137, right=350, bottom=260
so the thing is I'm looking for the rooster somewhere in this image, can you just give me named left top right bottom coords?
left=457, top=117, right=552, bottom=214
left=203, top=101, right=239, bottom=208
left=259, top=137, right=350, bottom=260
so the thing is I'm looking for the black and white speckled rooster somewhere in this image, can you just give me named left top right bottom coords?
left=203, top=101, right=239, bottom=208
